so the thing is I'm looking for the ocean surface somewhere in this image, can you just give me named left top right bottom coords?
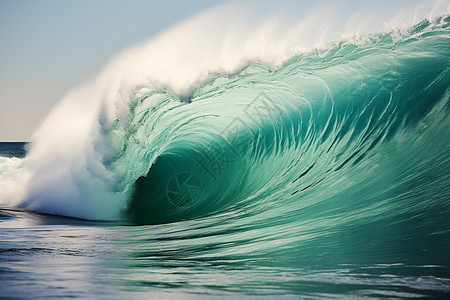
left=1, top=2, right=450, bottom=299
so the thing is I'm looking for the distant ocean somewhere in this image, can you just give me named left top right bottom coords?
left=0, top=142, right=28, bottom=158
left=1, top=2, right=450, bottom=299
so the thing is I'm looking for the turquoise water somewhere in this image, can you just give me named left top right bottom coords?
left=1, top=16, right=450, bottom=298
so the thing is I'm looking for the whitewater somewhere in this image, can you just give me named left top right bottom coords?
left=1, top=0, right=450, bottom=298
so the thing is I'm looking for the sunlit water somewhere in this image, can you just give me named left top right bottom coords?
left=1, top=206, right=450, bottom=299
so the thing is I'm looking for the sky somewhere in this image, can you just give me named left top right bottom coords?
left=0, top=0, right=226, bottom=141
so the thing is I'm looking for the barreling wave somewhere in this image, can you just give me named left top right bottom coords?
left=124, top=15, right=450, bottom=225
left=0, top=2, right=449, bottom=233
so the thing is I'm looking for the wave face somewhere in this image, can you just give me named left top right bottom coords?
left=126, top=19, right=450, bottom=227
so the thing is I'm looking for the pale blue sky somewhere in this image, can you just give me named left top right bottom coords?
left=0, top=0, right=226, bottom=141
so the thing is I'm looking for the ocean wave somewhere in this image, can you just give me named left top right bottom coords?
left=0, top=3, right=448, bottom=230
